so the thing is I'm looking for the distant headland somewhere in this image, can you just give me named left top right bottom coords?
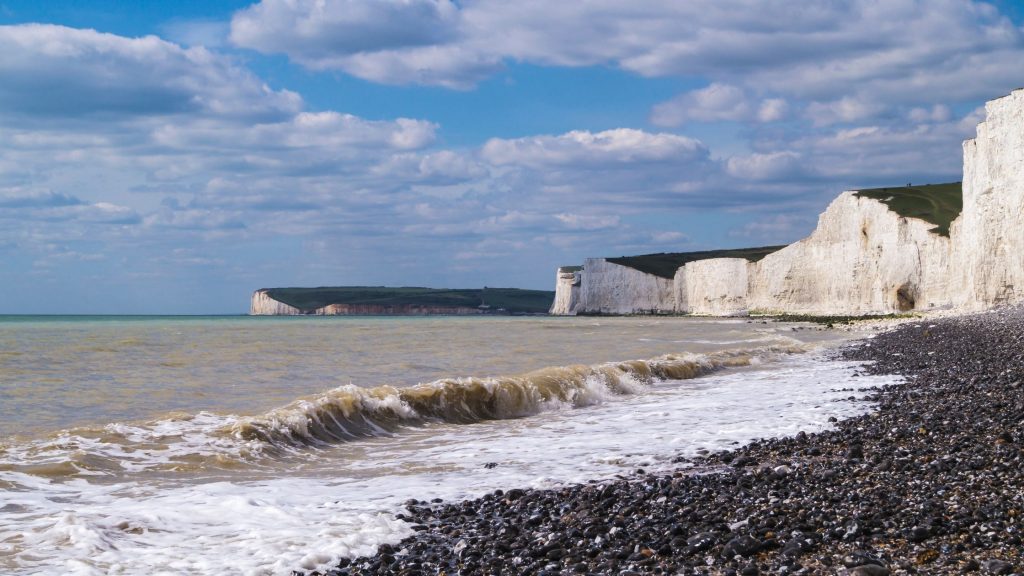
left=250, top=286, right=554, bottom=316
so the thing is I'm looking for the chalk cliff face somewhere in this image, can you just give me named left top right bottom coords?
left=250, top=289, right=302, bottom=315
left=560, top=189, right=957, bottom=317
left=681, top=258, right=751, bottom=316
left=550, top=268, right=581, bottom=315
left=954, top=89, right=1024, bottom=309
left=577, top=258, right=674, bottom=314
left=557, top=136, right=1000, bottom=316
left=747, top=192, right=954, bottom=315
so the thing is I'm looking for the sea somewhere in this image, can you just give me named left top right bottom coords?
left=0, top=315, right=900, bottom=575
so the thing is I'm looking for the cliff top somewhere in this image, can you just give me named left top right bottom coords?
left=260, top=286, right=554, bottom=314
left=606, top=246, right=786, bottom=279
left=853, top=181, right=962, bottom=236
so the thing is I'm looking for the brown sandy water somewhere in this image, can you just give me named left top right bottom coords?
left=0, top=314, right=893, bottom=575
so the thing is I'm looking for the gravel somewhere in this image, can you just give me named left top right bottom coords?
left=306, top=308, right=1024, bottom=575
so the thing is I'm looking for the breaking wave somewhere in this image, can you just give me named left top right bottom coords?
left=228, top=343, right=805, bottom=448
left=0, top=343, right=807, bottom=478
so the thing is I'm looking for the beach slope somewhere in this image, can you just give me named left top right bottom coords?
left=317, top=309, right=1023, bottom=575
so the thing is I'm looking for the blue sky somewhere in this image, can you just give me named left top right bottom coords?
left=1, top=0, right=1023, bottom=313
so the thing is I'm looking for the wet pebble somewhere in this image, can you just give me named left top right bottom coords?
left=311, top=307, right=1024, bottom=576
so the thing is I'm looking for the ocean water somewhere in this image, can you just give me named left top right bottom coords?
left=0, top=315, right=900, bottom=575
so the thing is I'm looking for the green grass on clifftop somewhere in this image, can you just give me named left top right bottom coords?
left=607, top=246, right=787, bottom=279
left=854, top=182, right=962, bottom=236
left=263, top=286, right=554, bottom=314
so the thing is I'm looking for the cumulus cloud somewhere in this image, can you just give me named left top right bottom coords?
left=775, top=111, right=977, bottom=185
left=3, top=24, right=769, bottom=308
left=554, top=213, right=621, bottom=231
left=757, top=98, right=789, bottom=122
left=227, top=0, right=1024, bottom=113
left=481, top=129, right=706, bottom=167
left=3, top=14, right=1014, bottom=311
left=0, top=24, right=301, bottom=122
left=726, top=151, right=805, bottom=181
left=806, top=96, right=886, bottom=126
left=908, top=104, right=953, bottom=123
left=151, top=112, right=436, bottom=155
left=231, top=0, right=497, bottom=88
left=650, top=84, right=794, bottom=127
left=650, top=84, right=750, bottom=126
left=232, top=0, right=460, bottom=60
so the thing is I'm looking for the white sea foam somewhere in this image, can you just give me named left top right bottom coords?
left=0, top=352, right=899, bottom=575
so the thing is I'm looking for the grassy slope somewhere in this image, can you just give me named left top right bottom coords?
left=854, top=182, right=962, bottom=236
left=606, top=246, right=787, bottom=279
left=263, top=287, right=554, bottom=314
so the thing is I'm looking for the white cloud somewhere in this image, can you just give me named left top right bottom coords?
left=777, top=110, right=978, bottom=183
left=231, top=0, right=460, bottom=59
left=0, top=24, right=301, bottom=121
left=1, top=17, right=1009, bottom=311
left=481, top=129, right=706, bottom=167
left=227, top=0, right=1024, bottom=116
left=554, top=213, right=621, bottom=230
left=2, top=25, right=767, bottom=308
left=726, top=151, right=804, bottom=181
left=908, top=104, right=953, bottom=123
left=650, top=83, right=751, bottom=126
left=757, top=98, right=789, bottom=122
left=151, top=112, right=436, bottom=154
left=806, top=96, right=885, bottom=126
left=230, top=0, right=490, bottom=89
left=651, top=84, right=793, bottom=127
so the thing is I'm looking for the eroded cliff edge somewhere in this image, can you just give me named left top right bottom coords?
left=552, top=88, right=1024, bottom=317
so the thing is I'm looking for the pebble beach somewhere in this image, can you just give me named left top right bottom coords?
left=315, top=308, right=1024, bottom=576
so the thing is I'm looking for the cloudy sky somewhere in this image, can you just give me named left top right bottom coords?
left=2, top=0, right=1023, bottom=313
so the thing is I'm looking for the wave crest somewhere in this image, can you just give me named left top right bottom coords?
left=228, top=345, right=802, bottom=449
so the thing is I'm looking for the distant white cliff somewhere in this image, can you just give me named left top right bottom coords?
left=250, top=289, right=302, bottom=315
left=552, top=88, right=1024, bottom=317
left=576, top=258, right=675, bottom=315
left=550, top=267, right=582, bottom=315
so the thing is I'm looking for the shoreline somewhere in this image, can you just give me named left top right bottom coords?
left=310, top=307, right=1022, bottom=575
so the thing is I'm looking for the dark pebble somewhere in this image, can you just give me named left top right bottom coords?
left=983, top=559, right=1014, bottom=575
left=722, top=535, right=762, bottom=558
left=308, top=308, right=1024, bottom=576
left=686, top=532, right=717, bottom=552
left=850, top=565, right=891, bottom=576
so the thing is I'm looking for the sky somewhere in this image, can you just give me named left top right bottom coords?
left=1, top=1, right=1024, bottom=313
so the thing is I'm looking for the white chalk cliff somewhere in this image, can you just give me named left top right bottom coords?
left=679, top=258, right=752, bottom=316
left=576, top=258, right=675, bottom=315
left=250, top=288, right=486, bottom=316
left=954, top=89, right=1024, bottom=309
left=250, top=289, right=302, bottom=315
left=746, top=192, right=954, bottom=315
left=550, top=268, right=582, bottom=315
left=552, top=88, right=1024, bottom=317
